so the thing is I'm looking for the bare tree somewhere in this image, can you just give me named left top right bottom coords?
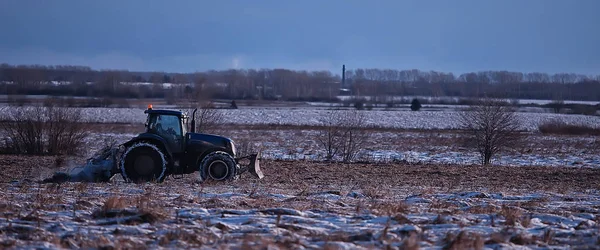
left=459, top=98, right=524, bottom=165
left=338, top=110, right=370, bottom=162
left=316, top=110, right=370, bottom=162
left=316, top=110, right=344, bottom=161
left=187, top=102, right=224, bottom=134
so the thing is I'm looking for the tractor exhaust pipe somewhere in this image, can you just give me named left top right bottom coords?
left=191, top=108, right=197, bottom=133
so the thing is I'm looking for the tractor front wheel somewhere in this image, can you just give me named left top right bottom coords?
left=199, top=151, right=237, bottom=182
left=120, top=142, right=167, bottom=183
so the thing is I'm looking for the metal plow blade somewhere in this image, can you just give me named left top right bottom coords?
left=237, top=150, right=264, bottom=179
left=248, top=151, right=264, bottom=179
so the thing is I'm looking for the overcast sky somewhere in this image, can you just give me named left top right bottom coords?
left=1, top=0, right=599, bottom=75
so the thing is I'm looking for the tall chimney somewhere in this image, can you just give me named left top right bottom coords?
left=342, top=64, right=346, bottom=88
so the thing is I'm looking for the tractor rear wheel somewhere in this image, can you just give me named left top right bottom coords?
left=120, top=142, right=167, bottom=183
left=199, top=151, right=236, bottom=182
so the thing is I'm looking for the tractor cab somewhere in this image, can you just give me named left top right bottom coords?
left=144, top=105, right=187, bottom=154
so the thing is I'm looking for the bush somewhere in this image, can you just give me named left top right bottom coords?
left=354, top=100, right=365, bottom=110
left=316, top=110, right=369, bottom=162
left=538, top=120, right=600, bottom=135
left=459, top=98, right=524, bottom=165
left=0, top=105, right=89, bottom=155
left=546, top=100, right=564, bottom=113
left=187, top=102, right=224, bottom=134
left=410, top=98, right=422, bottom=111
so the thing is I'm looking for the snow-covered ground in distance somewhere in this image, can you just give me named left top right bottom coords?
left=335, top=95, right=600, bottom=105
left=85, top=129, right=600, bottom=168
left=2, top=106, right=598, bottom=132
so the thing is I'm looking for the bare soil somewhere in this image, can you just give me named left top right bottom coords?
left=2, top=155, right=599, bottom=194
left=1, top=155, right=599, bottom=249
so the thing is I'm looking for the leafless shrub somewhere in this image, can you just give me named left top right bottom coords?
left=459, top=97, right=525, bottom=165
left=316, top=110, right=370, bottom=162
left=0, top=104, right=89, bottom=155
left=188, top=102, right=224, bottom=134
left=234, top=138, right=260, bottom=158
left=45, top=106, right=89, bottom=155
left=538, top=119, right=600, bottom=136
left=548, top=99, right=565, bottom=113
left=0, top=106, right=45, bottom=154
left=316, top=110, right=344, bottom=161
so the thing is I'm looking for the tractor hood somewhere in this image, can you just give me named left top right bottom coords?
left=187, top=133, right=233, bottom=149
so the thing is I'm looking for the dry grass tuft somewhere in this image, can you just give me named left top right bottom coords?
left=401, top=232, right=420, bottom=250
left=392, top=214, right=414, bottom=224
left=519, top=197, right=549, bottom=211
left=362, top=186, right=386, bottom=199
left=433, top=214, right=449, bottom=224
left=370, top=201, right=409, bottom=216
left=487, top=231, right=509, bottom=244
left=509, top=232, right=535, bottom=245
left=521, top=213, right=532, bottom=228
left=467, top=204, right=499, bottom=214
left=159, top=228, right=209, bottom=247
left=542, top=229, right=555, bottom=244
left=429, top=199, right=460, bottom=213
left=499, top=205, right=522, bottom=226
left=101, top=196, right=128, bottom=212
left=443, top=231, right=484, bottom=250
left=90, top=195, right=165, bottom=225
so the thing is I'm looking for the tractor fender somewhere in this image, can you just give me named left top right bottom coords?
left=122, top=133, right=173, bottom=159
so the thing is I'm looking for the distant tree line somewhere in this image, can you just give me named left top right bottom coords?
left=1, top=63, right=599, bottom=102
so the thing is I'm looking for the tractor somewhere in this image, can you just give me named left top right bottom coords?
left=43, top=105, right=264, bottom=184
left=117, top=105, right=264, bottom=183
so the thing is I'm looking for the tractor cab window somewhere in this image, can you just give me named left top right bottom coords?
left=148, top=114, right=184, bottom=153
left=149, top=115, right=182, bottom=137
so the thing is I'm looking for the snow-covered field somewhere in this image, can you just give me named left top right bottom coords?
left=86, top=127, right=600, bottom=168
left=2, top=106, right=599, bottom=131
left=0, top=179, right=598, bottom=249
left=336, top=95, right=600, bottom=106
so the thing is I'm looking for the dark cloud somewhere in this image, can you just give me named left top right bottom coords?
left=1, top=0, right=599, bottom=74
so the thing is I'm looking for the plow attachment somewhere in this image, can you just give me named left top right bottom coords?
left=236, top=151, right=264, bottom=179
left=42, top=144, right=120, bottom=183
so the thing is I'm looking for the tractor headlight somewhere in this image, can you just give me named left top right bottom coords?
left=230, top=141, right=237, bottom=157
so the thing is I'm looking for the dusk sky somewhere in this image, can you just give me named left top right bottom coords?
left=1, top=0, right=599, bottom=75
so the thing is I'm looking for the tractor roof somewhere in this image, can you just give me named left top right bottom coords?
left=144, top=109, right=186, bottom=117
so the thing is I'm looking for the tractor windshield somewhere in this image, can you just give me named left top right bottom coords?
left=148, top=114, right=185, bottom=153
left=149, top=114, right=182, bottom=137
